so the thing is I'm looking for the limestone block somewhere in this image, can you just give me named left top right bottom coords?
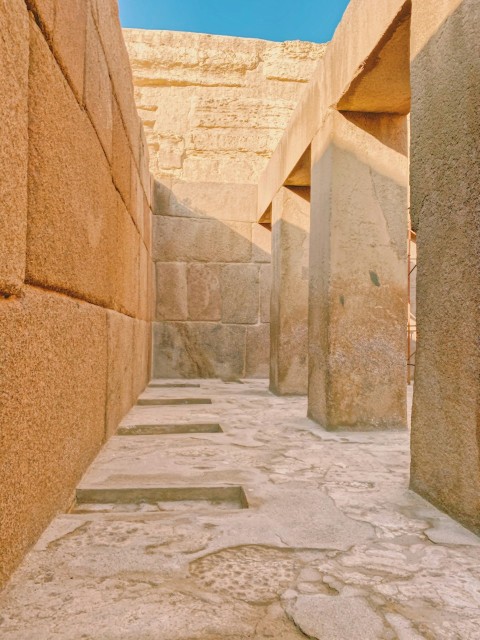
left=106, top=310, right=135, bottom=439
left=221, top=264, right=259, bottom=325
left=153, top=181, right=258, bottom=223
left=138, top=241, right=152, bottom=322
left=155, top=263, right=188, bottom=321
left=187, top=263, right=221, bottom=321
left=186, top=128, right=282, bottom=155
left=260, top=264, right=272, bottom=324
left=153, top=217, right=252, bottom=263
left=135, top=86, right=193, bottom=136
left=153, top=322, right=246, bottom=379
left=52, top=0, right=88, bottom=101
left=410, top=0, right=480, bottom=532
left=149, top=133, right=184, bottom=171
left=84, top=10, right=113, bottom=161
left=0, top=0, right=28, bottom=294
left=112, top=98, right=132, bottom=213
left=0, top=287, right=107, bottom=587
left=192, top=96, right=297, bottom=130
left=263, top=41, right=326, bottom=82
left=132, top=319, right=151, bottom=400
left=27, top=23, right=140, bottom=314
left=91, top=0, right=140, bottom=159
left=252, top=223, right=272, bottom=263
left=181, top=153, right=269, bottom=184
left=245, top=324, right=270, bottom=378
left=143, top=194, right=152, bottom=251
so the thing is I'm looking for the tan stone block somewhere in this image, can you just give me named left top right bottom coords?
left=181, top=153, right=268, bottom=184
left=0, top=287, right=107, bottom=587
left=153, top=217, right=252, bottom=263
left=263, top=41, right=326, bottom=82
left=106, top=310, right=135, bottom=438
left=252, top=223, right=272, bottom=263
left=153, top=322, right=246, bottom=379
left=27, top=23, right=138, bottom=314
left=0, top=0, right=28, bottom=294
left=187, top=263, right=221, bottom=321
left=221, top=264, right=259, bottom=324
left=260, top=263, right=272, bottom=324
left=112, top=98, right=132, bottom=211
left=192, top=96, right=296, bottom=130
left=155, top=263, right=188, bottom=321
left=52, top=0, right=88, bottom=101
left=131, top=165, right=145, bottom=235
left=143, top=195, right=152, bottom=251
left=132, top=319, right=151, bottom=399
left=245, top=324, right=270, bottom=378
left=153, top=180, right=258, bottom=223
left=84, top=10, right=113, bottom=160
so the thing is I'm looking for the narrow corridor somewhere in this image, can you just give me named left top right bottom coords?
left=1, top=381, right=480, bottom=639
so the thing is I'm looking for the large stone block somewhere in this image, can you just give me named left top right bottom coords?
left=260, top=263, right=272, bottom=323
left=252, top=223, right=272, bottom=263
left=187, top=263, right=221, bottom=321
left=52, top=0, right=88, bottom=101
left=0, top=0, right=28, bottom=294
left=84, top=10, right=113, bottom=161
left=246, top=324, right=270, bottom=378
left=410, top=0, right=480, bottom=533
left=155, top=263, right=188, bottom=321
left=0, top=287, right=107, bottom=587
left=112, top=98, right=133, bottom=214
left=153, top=181, right=258, bottom=223
left=133, top=319, right=151, bottom=399
left=153, top=322, right=246, bottom=379
left=153, top=217, right=252, bottom=263
left=106, top=310, right=135, bottom=439
left=25, top=0, right=55, bottom=38
left=270, top=187, right=310, bottom=396
left=221, top=264, right=260, bottom=324
left=27, top=22, right=135, bottom=313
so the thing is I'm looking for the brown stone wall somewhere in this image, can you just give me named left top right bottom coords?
left=410, top=0, right=480, bottom=532
left=124, top=29, right=325, bottom=378
left=0, top=0, right=153, bottom=587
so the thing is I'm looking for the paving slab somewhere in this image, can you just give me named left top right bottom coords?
left=1, top=380, right=480, bottom=639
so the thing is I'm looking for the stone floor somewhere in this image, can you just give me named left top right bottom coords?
left=1, top=380, right=480, bottom=639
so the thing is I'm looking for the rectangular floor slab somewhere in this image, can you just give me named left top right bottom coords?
left=117, top=423, right=223, bottom=435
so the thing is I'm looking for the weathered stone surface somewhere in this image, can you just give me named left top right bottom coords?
left=84, top=10, right=112, bottom=160
left=25, top=0, right=55, bottom=38
left=0, top=287, right=107, bottom=587
left=124, top=29, right=325, bottom=184
left=153, top=322, right=246, bottom=379
left=132, top=319, right=151, bottom=400
left=153, top=180, right=258, bottom=223
left=155, top=263, right=188, bottom=321
left=0, top=0, right=28, bottom=294
left=260, top=263, right=272, bottom=324
left=309, top=112, right=408, bottom=429
left=112, top=98, right=133, bottom=214
left=187, top=263, right=221, bottom=321
left=221, top=264, right=259, bottom=324
left=410, top=0, right=480, bottom=533
left=106, top=310, right=135, bottom=439
left=153, top=217, right=252, bottom=263
left=252, top=223, right=272, bottom=263
left=52, top=0, right=88, bottom=101
left=246, top=324, right=270, bottom=378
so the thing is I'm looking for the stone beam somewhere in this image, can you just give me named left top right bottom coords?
left=257, top=0, right=411, bottom=218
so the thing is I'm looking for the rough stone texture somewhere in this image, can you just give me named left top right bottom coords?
left=246, top=324, right=270, bottom=378
left=155, top=263, right=188, bottom=321
left=0, top=0, right=28, bottom=294
left=309, top=111, right=408, bottom=430
left=270, top=187, right=310, bottom=396
left=153, top=323, right=247, bottom=379
left=2, top=382, right=480, bottom=639
left=0, top=287, right=107, bottom=587
left=126, top=30, right=323, bottom=380
left=410, top=0, right=480, bottom=533
left=0, top=2, right=152, bottom=588
left=221, top=264, right=259, bottom=325
left=187, top=263, right=222, bottom=321
left=259, top=263, right=272, bottom=324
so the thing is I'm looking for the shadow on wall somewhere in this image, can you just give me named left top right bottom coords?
left=151, top=179, right=272, bottom=381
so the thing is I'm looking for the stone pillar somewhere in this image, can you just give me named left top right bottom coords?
left=270, top=187, right=310, bottom=395
left=308, top=110, right=408, bottom=430
left=410, top=0, right=480, bottom=532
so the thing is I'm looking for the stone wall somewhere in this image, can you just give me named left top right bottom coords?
left=124, top=29, right=325, bottom=379
left=0, top=0, right=153, bottom=587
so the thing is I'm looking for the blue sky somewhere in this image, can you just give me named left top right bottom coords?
left=118, top=0, right=351, bottom=43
